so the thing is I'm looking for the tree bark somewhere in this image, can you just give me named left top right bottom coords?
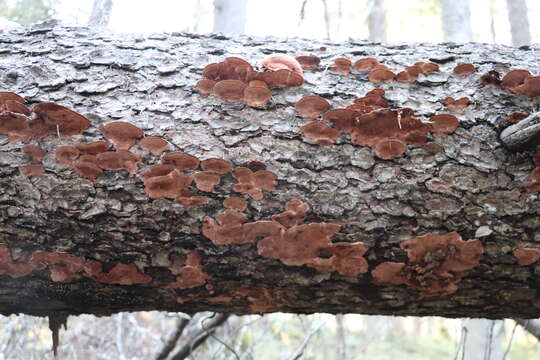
left=1, top=23, right=540, bottom=319
left=213, top=0, right=247, bottom=35
left=440, top=0, right=473, bottom=42
left=506, top=0, right=531, bottom=47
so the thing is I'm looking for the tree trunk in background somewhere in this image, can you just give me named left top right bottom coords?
left=440, top=0, right=473, bottom=42
left=3, top=24, right=540, bottom=319
left=87, top=0, right=113, bottom=28
left=506, top=0, right=531, bottom=47
left=367, top=0, right=387, bottom=42
left=213, top=0, right=247, bottom=34
left=462, top=319, right=503, bottom=360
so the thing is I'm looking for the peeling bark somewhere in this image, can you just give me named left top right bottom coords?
left=1, top=23, right=540, bottom=319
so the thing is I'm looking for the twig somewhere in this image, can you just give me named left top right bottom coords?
left=503, top=320, right=520, bottom=359
left=155, top=316, right=191, bottom=360
left=287, top=322, right=324, bottom=360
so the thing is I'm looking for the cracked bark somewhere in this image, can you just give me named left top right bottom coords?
left=2, top=22, right=540, bottom=319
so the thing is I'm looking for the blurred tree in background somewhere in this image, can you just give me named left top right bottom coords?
left=0, top=0, right=57, bottom=25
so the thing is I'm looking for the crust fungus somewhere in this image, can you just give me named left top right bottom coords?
left=0, top=91, right=25, bottom=105
left=96, top=263, right=151, bottom=285
left=75, top=141, right=109, bottom=155
left=202, top=57, right=256, bottom=83
left=2, top=100, right=30, bottom=115
left=243, top=86, right=272, bottom=107
left=295, top=55, right=320, bottom=71
left=256, top=69, right=303, bottom=88
left=371, top=262, right=407, bottom=285
left=144, top=169, right=192, bottom=199
left=99, top=121, right=144, bottom=150
left=97, top=150, right=140, bottom=176
left=323, top=109, right=358, bottom=132
left=453, top=63, right=476, bottom=76
left=139, top=137, right=169, bottom=156
left=272, top=199, right=309, bottom=228
left=513, top=76, right=540, bottom=98
left=193, top=171, right=221, bottom=192
left=213, top=79, right=247, bottom=102
left=138, top=164, right=175, bottom=182
left=430, top=114, right=459, bottom=135
left=19, top=165, right=44, bottom=176
left=201, top=158, right=232, bottom=174
left=0, top=112, right=31, bottom=142
left=202, top=209, right=250, bottom=245
left=300, top=121, right=340, bottom=146
left=353, top=58, right=380, bottom=72
left=374, top=138, right=407, bottom=159
left=308, top=242, right=369, bottom=276
left=162, top=152, right=200, bottom=170
left=232, top=167, right=277, bottom=200
left=165, top=251, right=210, bottom=289
left=368, top=68, right=396, bottom=83
left=73, top=161, right=103, bottom=181
left=295, top=95, right=331, bottom=119
left=442, top=97, right=470, bottom=109
left=223, top=197, right=248, bottom=212
left=248, top=80, right=269, bottom=88
left=261, top=54, right=303, bottom=75
left=55, top=146, right=80, bottom=166
left=513, top=248, right=540, bottom=265
left=177, top=194, right=207, bottom=207
left=23, top=145, right=45, bottom=164
left=196, top=79, right=216, bottom=97
left=32, top=102, right=90, bottom=137
left=396, top=70, right=418, bottom=83
left=501, top=69, right=531, bottom=90
left=414, top=62, right=439, bottom=74
left=331, top=57, right=352, bottom=76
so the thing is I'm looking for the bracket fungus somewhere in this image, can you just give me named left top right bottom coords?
left=201, top=158, right=232, bottom=174
left=96, top=150, right=140, bottom=176
left=195, top=79, right=217, bottom=97
left=368, top=68, right=396, bottom=83
left=300, top=121, right=340, bottom=146
left=430, top=114, right=459, bottom=135
left=33, top=102, right=90, bottom=136
left=143, top=169, right=192, bottom=199
left=295, top=95, right=331, bottom=119
left=55, top=146, right=80, bottom=166
left=162, top=152, right=200, bottom=170
left=331, top=57, right=352, bottom=76
left=295, top=55, right=320, bottom=71
left=164, top=251, right=210, bottom=290
left=243, top=85, right=272, bottom=107
left=193, top=171, right=221, bottom=192
left=373, top=232, right=483, bottom=297
left=513, top=248, right=540, bottom=265
left=73, top=161, right=102, bottom=181
left=353, top=58, right=380, bottom=72
left=139, top=137, right=169, bottom=156
left=99, top=121, right=144, bottom=150
left=223, top=197, right=248, bottom=212
left=373, top=138, right=407, bottom=159
left=75, top=141, right=109, bottom=155
left=95, top=263, right=152, bottom=285
left=453, top=63, right=476, bottom=76
left=271, top=199, right=310, bottom=228
left=261, top=54, right=303, bottom=75
left=23, top=145, right=45, bottom=164
left=232, top=167, right=277, bottom=200
left=442, top=97, right=470, bottom=109
left=213, top=79, right=247, bottom=102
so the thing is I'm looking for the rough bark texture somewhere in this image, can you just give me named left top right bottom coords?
left=506, top=0, right=531, bottom=47
left=440, top=0, right=473, bottom=42
left=1, top=22, right=540, bottom=319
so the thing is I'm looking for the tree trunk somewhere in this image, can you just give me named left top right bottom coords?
left=1, top=23, right=540, bottom=320
left=87, top=0, right=114, bottom=28
left=440, top=0, right=473, bottom=42
left=213, top=0, right=247, bottom=34
left=367, top=0, right=387, bottom=42
left=461, top=319, right=503, bottom=360
left=506, top=0, right=531, bottom=47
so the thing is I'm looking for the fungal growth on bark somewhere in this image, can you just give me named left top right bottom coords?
left=442, top=97, right=470, bottom=109
left=164, top=251, right=210, bottom=290
left=295, top=55, right=320, bottom=71
left=295, top=95, right=331, bottom=119
left=139, top=137, right=169, bottom=156
left=22, top=145, right=45, bottom=164
left=261, top=54, right=303, bottom=75
left=330, top=57, right=352, bottom=76
left=372, top=232, right=483, bottom=297
left=300, top=121, right=341, bottom=146
left=232, top=167, right=277, bottom=200
left=513, top=248, right=540, bottom=265
left=485, top=69, right=540, bottom=98
left=99, top=121, right=144, bottom=150
left=453, top=63, right=476, bottom=76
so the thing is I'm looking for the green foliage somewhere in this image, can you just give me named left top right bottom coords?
left=0, top=0, right=58, bottom=25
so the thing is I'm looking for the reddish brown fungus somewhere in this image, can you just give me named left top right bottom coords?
left=0, top=112, right=30, bottom=142
left=323, top=109, right=358, bottom=132
left=442, top=97, right=470, bottom=109
left=353, top=58, right=380, bottom=72
left=295, top=95, right=330, bottom=120
left=453, top=63, right=476, bottom=76
left=430, top=114, right=459, bottom=135
left=374, top=138, right=407, bottom=159
left=19, top=165, right=44, bottom=176
left=196, top=79, right=216, bottom=97
left=144, top=169, right=192, bottom=199
left=295, top=55, right=320, bottom=71
left=213, top=79, right=246, bottom=102
left=368, top=68, right=396, bottom=83
left=232, top=167, right=277, bottom=200
left=165, top=251, right=210, bottom=289
left=55, top=146, right=80, bottom=166
left=2, top=100, right=30, bottom=115
left=139, top=137, right=169, bottom=156
left=162, top=152, right=200, bottom=170
left=261, top=54, right=303, bottom=75
left=331, top=57, right=352, bottom=76
left=272, top=199, right=309, bottom=228
left=23, top=145, right=44, bottom=164
left=256, top=69, right=303, bottom=88
left=202, top=209, right=250, bottom=245
left=138, top=164, right=175, bottom=182
left=244, top=86, right=272, bottom=107
left=193, top=171, right=221, bottom=192
left=0, top=91, right=25, bottom=104
left=300, top=121, right=340, bottom=146
left=33, top=102, right=90, bottom=136
left=396, top=70, right=417, bottom=83
left=506, top=111, right=529, bottom=124
left=371, top=262, right=407, bottom=285
left=96, top=263, right=151, bottom=285
left=414, top=62, right=439, bottom=74
left=513, top=76, right=540, bottom=98
left=96, top=150, right=140, bottom=176
left=75, top=141, right=109, bottom=155
left=501, top=69, right=531, bottom=90
left=248, top=80, right=268, bottom=88
left=99, top=121, right=144, bottom=150
left=73, top=161, right=102, bottom=181
left=200, top=158, right=232, bottom=174
left=223, top=197, right=248, bottom=212
left=513, top=248, right=540, bottom=265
